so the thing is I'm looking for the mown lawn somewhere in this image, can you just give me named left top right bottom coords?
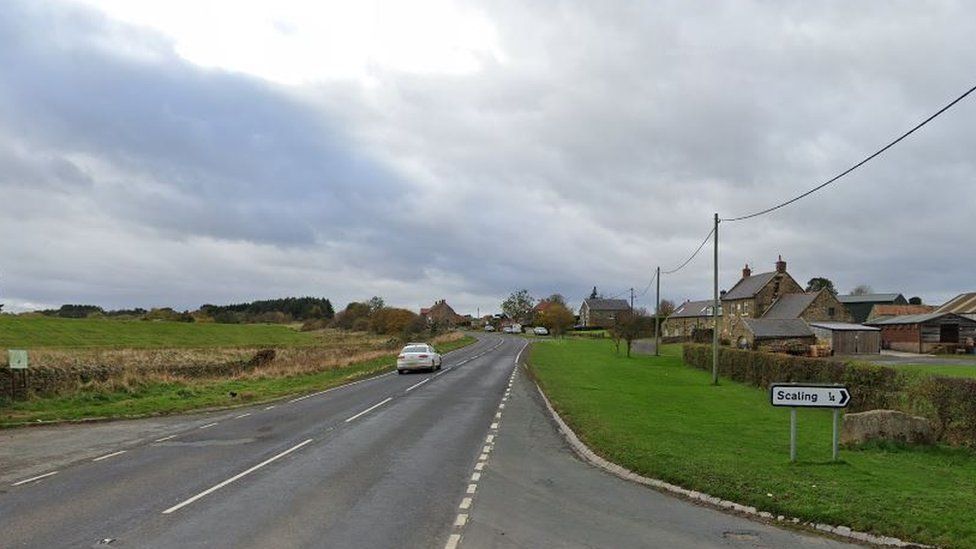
left=0, top=316, right=317, bottom=349
left=528, top=338, right=976, bottom=548
left=891, top=363, right=976, bottom=379
left=0, top=336, right=476, bottom=426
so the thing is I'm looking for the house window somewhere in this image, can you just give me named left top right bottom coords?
left=828, top=307, right=835, bottom=318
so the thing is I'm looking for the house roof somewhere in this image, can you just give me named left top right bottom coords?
left=837, top=293, right=904, bottom=304
left=870, top=312, right=973, bottom=325
left=722, top=271, right=777, bottom=301
left=936, top=292, right=976, bottom=314
left=583, top=298, right=631, bottom=311
left=807, top=321, right=879, bottom=332
left=762, top=292, right=819, bottom=319
left=669, top=299, right=720, bottom=319
left=867, top=304, right=936, bottom=320
left=742, top=318, right=814, bottom=339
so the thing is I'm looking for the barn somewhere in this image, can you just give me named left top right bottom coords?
left=807, top=321, right=881, bottom=355
left=869, top=312, right=976, bottom=354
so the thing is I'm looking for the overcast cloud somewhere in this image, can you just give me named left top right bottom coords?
left=1, top=0, right=974, bottom=315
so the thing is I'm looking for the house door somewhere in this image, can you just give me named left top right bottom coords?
left=940, top=323, right=960, bottom=343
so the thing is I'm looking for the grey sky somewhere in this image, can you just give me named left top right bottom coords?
left=1, top=0, right=974, bottom=315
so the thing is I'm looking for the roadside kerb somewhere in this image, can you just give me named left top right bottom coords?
left=527, top=366, right=929, bottom=549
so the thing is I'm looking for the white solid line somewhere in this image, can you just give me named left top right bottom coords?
left=235, top=413, right=252, bottom=419
left=345, top=397, right=393, bottom=423
left=405, top=378, right=429, bottom=392
left=459, top=497, right=473, bottom=509
left=471, top=472, right=481, bottom=482
left=162, top=439, right=313, bottom=514
left=466, top=483, right=477, bottom=494
left=12, top=471, right=58, bottom=486
left=154, top=435, right=177, bottom=443
left=445, top=533, right=462, bottom=549
left=455, top=513, right=468, bottom=527
left=198, top=422, right=219, bottom=430
left=92, top=450, right=127, bottom=462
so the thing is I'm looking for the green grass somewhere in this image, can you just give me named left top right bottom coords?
left=889, top=363, right=976, bottom=379
left=528, top=338, right=976, bottom=548
left=0, top=316, right=317, bottom=349
left=0, top=335, right=476, bottom=426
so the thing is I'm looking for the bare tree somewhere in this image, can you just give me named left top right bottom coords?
left=850, top=284, right=874, bottom=296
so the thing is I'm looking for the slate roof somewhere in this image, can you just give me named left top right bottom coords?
left=807, top=321, right=879, bottom=332
left=742, top=318, right=814, bottom=339
left=762, top=292, right=819, bottom=319
left=837, top=293, right=904, bottom=304
left=722, top=271, right=777, bottom=301
left=669, top=299, right=719, bottom=319
left=870, top=312, right=975, bottom=325
left=936, top=292, right=976, bottom=314
left=583, top=298, right=631, bottom=311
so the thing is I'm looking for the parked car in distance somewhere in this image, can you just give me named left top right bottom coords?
left=484, top=325, right=495, bottom=332
left=396, top=343, right=442, bottom=374
left=533, top=326, right=549, bottom=335
left=502, top=326, right=513, bottom=334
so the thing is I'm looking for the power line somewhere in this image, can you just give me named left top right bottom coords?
left=722, top=82, right=976, bottom=222
left=662, top=227, right=716, bottom=275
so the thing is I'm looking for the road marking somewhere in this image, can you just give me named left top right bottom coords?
left=289, top=394, right=313, bottom=403
left=499, top=404, right=505, bottom=409
left=490, top=422, right=499, bottom=429
left=162, top=438, right=313, bottom=514
left=405, top=379, right=429, bottom=392
left=445, top=533, right=462, bottom=549
left=474, top=462, right=485, bottom=471
left=92, top=450, right=127, bottom=462
left=235, top=413, right=252, bottom=419
left=345, top=397, right=393, bottom=423
left=495, top=412, right=501, bottom=419
left=154, top=435, right=177, bottom=443
left=482, top=445, right=492, bottom=454
left=459, top=497, right=472, bottom=509
left=198, top=422, right=219, bottom=430
left=264, top=405, right=276, bottom=410
left=454, top=514, right=468, bottom=527
left=485, top=434, right=494, bottom=443
left=479, top=453, right=489, bottom=461
left=471, top=472, right=481, bottom=482
left=11, top=471, right=58, bottom=486
left=466, top=483, right=477, bottom=494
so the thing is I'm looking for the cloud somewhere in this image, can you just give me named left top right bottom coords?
left=1, top=0, right=975, bottom=316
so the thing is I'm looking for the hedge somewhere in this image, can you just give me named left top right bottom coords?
left=682, top=344, right=976, bottom=447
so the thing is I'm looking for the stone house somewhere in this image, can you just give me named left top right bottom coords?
left=662, top=299, right=720, bottom=339
left=761, top=289, right=852, bottom=323
left=720, top=257, right=803, bottom=340
left=420, top=299, right=464, bottom=327
left=578, top=298, right=631, bottom=328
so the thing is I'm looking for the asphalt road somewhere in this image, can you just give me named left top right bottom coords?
left=0, top=334, right=855, bottom=548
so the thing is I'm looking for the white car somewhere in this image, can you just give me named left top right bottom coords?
left=533, top=326, right=549, bottom=335
left=484, top=325, right=495, bottom=332
left=502, top=326, right=514, bottom=334
left=396, top=343, right=442, bottom=374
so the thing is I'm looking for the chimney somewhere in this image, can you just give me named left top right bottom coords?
left=775, top=255, right=787, bottom=274
left=742, top=263, right=751, bottom=278
left=720, top=290, right=727, bottom=298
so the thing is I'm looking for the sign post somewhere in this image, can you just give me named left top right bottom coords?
left=7, top=350, right=29, bottom=400
left=770, top=383, right=850, bottom=463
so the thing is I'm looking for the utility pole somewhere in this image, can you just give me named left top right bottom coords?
left=630, top=288, right=635, bottom=310
left=712, top=213, right=720, bottom=385
left=654, top=266, right=661, bottom=356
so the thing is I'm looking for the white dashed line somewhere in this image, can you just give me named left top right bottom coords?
left=485, top=435, right=494, bottom=443
left=162, top=438, right=313, bottom=514
left=198, top=422, right=219, bottom=430
left=92, top=450, right=127, bottom=462
left=459, top=497, right=472, bottom=509
left=235, top=413, right=252, bottom=419
left=445, top=534, right=462, bottom=549
left=154, top=435, right=177, bottom=443
left=490, top=423, right=499, bottom=429
left=11, top=471, right=58, bottom=486
left=466, top=484, right=478, bottom=494
left=474, top=462, right=485, bottom=471
left=471, top=472, right=481, bottom=482
left=454, top=514, right=468, bottom=526
left=345, top=397, right=393, bottom=423
left=405, top=379, right=429, bottom=392
left=479, top=453, right=489, bottom=461
left=264, top=405, right=276, bottom=410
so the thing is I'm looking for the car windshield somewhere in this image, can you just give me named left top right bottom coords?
left=402, top=345, right=428, bottom=353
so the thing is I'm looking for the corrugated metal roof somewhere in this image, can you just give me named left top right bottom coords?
left=867, top=304, right=936, bottom=320
left=936, top=292, right=976, bottom=314
left=743, top=318, right=814, bottom=338
left=762, top=292, right=818, bottom=319
left=722, top=271, right=776, bottom=301
left=669, top=299, right=719, bottom=319
left=837, top=293, right=904, bottom=304
left=808, top=321, right=879, bottom=332
left=870, top=312, right=973, bottom=325
left=583, top=298, right=631, bottom=311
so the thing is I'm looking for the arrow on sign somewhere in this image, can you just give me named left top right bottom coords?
left=838, top=388, right=849, bottom=407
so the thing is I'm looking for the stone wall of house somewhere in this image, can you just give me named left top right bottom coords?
left=586, top=310, right=624, bottom=328
left=799, top=291, right=853, bottom=323
left=664, top=317, right=715, bottom=338
left=753, top=272, right=804, bottom=318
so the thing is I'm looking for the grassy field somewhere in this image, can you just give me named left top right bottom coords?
left=890, top=363, right=976, bottom=379
left=528, top=339, right=976, bottom=548
left=0, top=316, right=317, bottom=349
left=0, top=335, right=476, bottom=426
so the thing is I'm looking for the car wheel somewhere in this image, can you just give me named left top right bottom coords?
left=397, top=369, right=405, bottom=375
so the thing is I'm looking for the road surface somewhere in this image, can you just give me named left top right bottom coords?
left=0, top=335, right=855, bottom=548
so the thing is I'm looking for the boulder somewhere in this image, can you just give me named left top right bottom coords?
left=841, top=409, right=935, bottom=446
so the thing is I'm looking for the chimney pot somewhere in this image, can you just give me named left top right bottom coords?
left=742, top=263, right=751, bottom=278
left=775, top=256, right=787, bottom=273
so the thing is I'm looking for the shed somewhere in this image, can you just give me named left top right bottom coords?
left=837, top=293, right=907, bottom=323
left=807, top=322, right=880, bottom=355
left=868, top=312, right=976, bottom=353
left=736, top=318, right=816, bottom=351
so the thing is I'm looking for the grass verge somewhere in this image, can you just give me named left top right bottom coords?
left=890, top=363, right=976, bottom=379
left=1, top=335, right=476, bottom=427
left=528, top=338, right=976, bottom=548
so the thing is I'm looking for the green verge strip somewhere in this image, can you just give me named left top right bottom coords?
left=527, top=339, right=976, bottom=549
left=1, top=335, right=476, bottom=427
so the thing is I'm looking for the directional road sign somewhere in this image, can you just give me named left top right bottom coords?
left=770, top=383, right=850, bottom=409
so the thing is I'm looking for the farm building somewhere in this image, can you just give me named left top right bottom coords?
left=866, top=304, right=936, bottom=322
left=807, top=321, right=881, bottom=355
left=868, top=312, right=976, bottom=353
left=935, top=292, right=976, bottom=321
left=733, top=318, right=816, bottom=351
left=838, top=293, right=907, bottom=323
left=662, top=299, right=719, bottom=338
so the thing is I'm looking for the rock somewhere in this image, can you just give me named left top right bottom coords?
left=841, top=409, right=935, bottom=446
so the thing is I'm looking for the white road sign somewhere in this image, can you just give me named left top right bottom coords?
left=770, top=384, right=849, bottom=408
